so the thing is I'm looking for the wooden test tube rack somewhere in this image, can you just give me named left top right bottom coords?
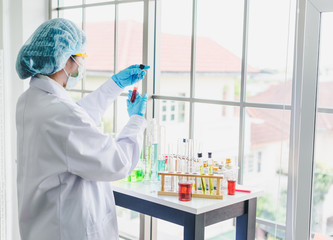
left=158, top=171, right=224, bottom=199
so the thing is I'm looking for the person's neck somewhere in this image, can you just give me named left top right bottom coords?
left=49, top=70, right=67, bottom=87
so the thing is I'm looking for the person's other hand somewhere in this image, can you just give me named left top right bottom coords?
left=127, top=90, right=148, bottom=117
left=112, top=65, right=150, bottom=88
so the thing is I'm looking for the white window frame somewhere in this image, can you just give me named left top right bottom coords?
left=287, top=0, right=333, bottom=239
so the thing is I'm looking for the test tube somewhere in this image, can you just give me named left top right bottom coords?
left=184, top=139, right=189, bottom=174
left=168, top=144, right=174, bottom=173
left=130, top=64, right=145, bottom=102
left=176, top=139, right=182, bottom=173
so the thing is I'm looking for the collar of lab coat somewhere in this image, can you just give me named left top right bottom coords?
left=30, top=75, right=73, bottom=102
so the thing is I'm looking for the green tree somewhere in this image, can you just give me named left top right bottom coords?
left=311, top=163, right=333, bottom=232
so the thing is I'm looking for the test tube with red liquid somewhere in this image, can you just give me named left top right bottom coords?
left=178, top=182, right=192, bottom=201
left=130, top=64, right=145, bottom=103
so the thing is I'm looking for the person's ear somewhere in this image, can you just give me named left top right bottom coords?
left=64, top=57, right=75, bottom=73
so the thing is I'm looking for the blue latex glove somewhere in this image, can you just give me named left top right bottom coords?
left=127, top=90, right=148, bottom=117
left=112, top=64, right=150, bottom=88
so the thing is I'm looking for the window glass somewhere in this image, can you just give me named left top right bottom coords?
left=156, top=0, right=192, bottom=97
left=312, top=112, right=333, bottom=238
left=317, top=13, right=333, bottom=109
left=85, top=5, right=115, bottom=91
left=58, top=0, right=82, bottom=7
left=206, top=219, right=236, bottom=239
left=244, top=108, right=290, bottom=237
left=193, top=104, right=240, bottom=162
left=86, top=0, right=110, bottom=3
left=154, top=100, right=190, bottom=146
left=156, top=218, right=236, bottom=239
left=118, top=2, right=144, bottom=93
left=246, top=0, right=295, bottom=105
left=57, top=9, right=83, bottom=27
left=311, top=13, right=333, bottom=239
left=195, top=0, right=243, bottom=101
left=156, top=219, right=183, bottom=240
left=116, top=207, right=140, bottom=239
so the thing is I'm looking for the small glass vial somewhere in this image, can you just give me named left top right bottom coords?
left=225, top=158, right=232, bottom=169
left=208, top=152, right=213, bottom=166
left=203, top=153, right=208, bottom=168
left=195, top=153, right=203, bottom=174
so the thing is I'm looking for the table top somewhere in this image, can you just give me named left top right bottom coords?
left=111, top=181, right=264, bottom=215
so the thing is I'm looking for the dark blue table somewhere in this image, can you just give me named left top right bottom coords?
left=112, top=182, right=261, bottom=240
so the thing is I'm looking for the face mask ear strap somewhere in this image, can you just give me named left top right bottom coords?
left=63, top=68, right=69, bottom=77
left=71, top=56, right=81, bottom=67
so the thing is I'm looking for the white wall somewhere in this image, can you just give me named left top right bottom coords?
left=0, top=0, right=48, bottom=239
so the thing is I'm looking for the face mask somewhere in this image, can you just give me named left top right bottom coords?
left=63, top=56, right=84, bottom=90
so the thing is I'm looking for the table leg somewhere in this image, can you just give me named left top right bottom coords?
left=183, top=214, right=205, bottom=240
left=236, top=198, right=257, bottom=240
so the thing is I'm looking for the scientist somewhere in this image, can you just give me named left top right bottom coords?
left=15, top=18, right=149, bottom=240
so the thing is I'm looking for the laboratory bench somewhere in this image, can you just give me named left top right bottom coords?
left=111, top=181, right=263, bottom=240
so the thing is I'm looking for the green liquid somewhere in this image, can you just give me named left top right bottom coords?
left=157, top=159, right=165, bottom=180
left=127, top=169, right=144, bottom=182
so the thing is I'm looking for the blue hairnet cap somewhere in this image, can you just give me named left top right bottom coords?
left=16, top=18, right=87, bottom=79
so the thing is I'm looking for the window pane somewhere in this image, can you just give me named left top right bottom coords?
left=58, top=9, right=82, bottom=27
left=156, top=218, right=236, bottom=239
left=193, top=104, right=240, bottom=162
left=246, top=0, right=295, bottom=105
left=244, top=108, right=290, bottom=237
left=311, top=112, right=333, bottom=238
left=317, top=13, right=333, bottom=109
left=154, top=100, right=190, bottom=146
left=85, top=5, right=115, bottom=90
left=118, top=2, right=143, bottom=70
left=206, top=219, right=236, bottom=240
left=157, top=219, right=183, bottom=240
left=85, top=0, right=110, bottom=3
left=116, top=207, right=140, bottom=239
left=256, top=222, right=285, bottom=240
left=118, top=2, right=144, bottom=94
left=58, top=0, right=82, bottom=7
left=195, top=0, right=243, bottom=101
left=156, top=0, right=192, bottom=97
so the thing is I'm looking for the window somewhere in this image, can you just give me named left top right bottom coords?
left=52, top=0, right=296, bottom=238
left=154, top=0, right=296, bottom=238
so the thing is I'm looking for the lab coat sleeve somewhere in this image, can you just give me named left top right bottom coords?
left=65, top=109, right=147, bottom=181
left=76, top=78, right=123, bottom=126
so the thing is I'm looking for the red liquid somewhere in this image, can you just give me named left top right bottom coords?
left=130, top=87, right=138, bottom=103
left=228, top=180, right=236, bottom=195
left=178, top=182, right=192, bottom=201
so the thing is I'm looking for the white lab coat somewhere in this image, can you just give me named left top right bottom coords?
left=16, top=75, right=146, bottom=240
